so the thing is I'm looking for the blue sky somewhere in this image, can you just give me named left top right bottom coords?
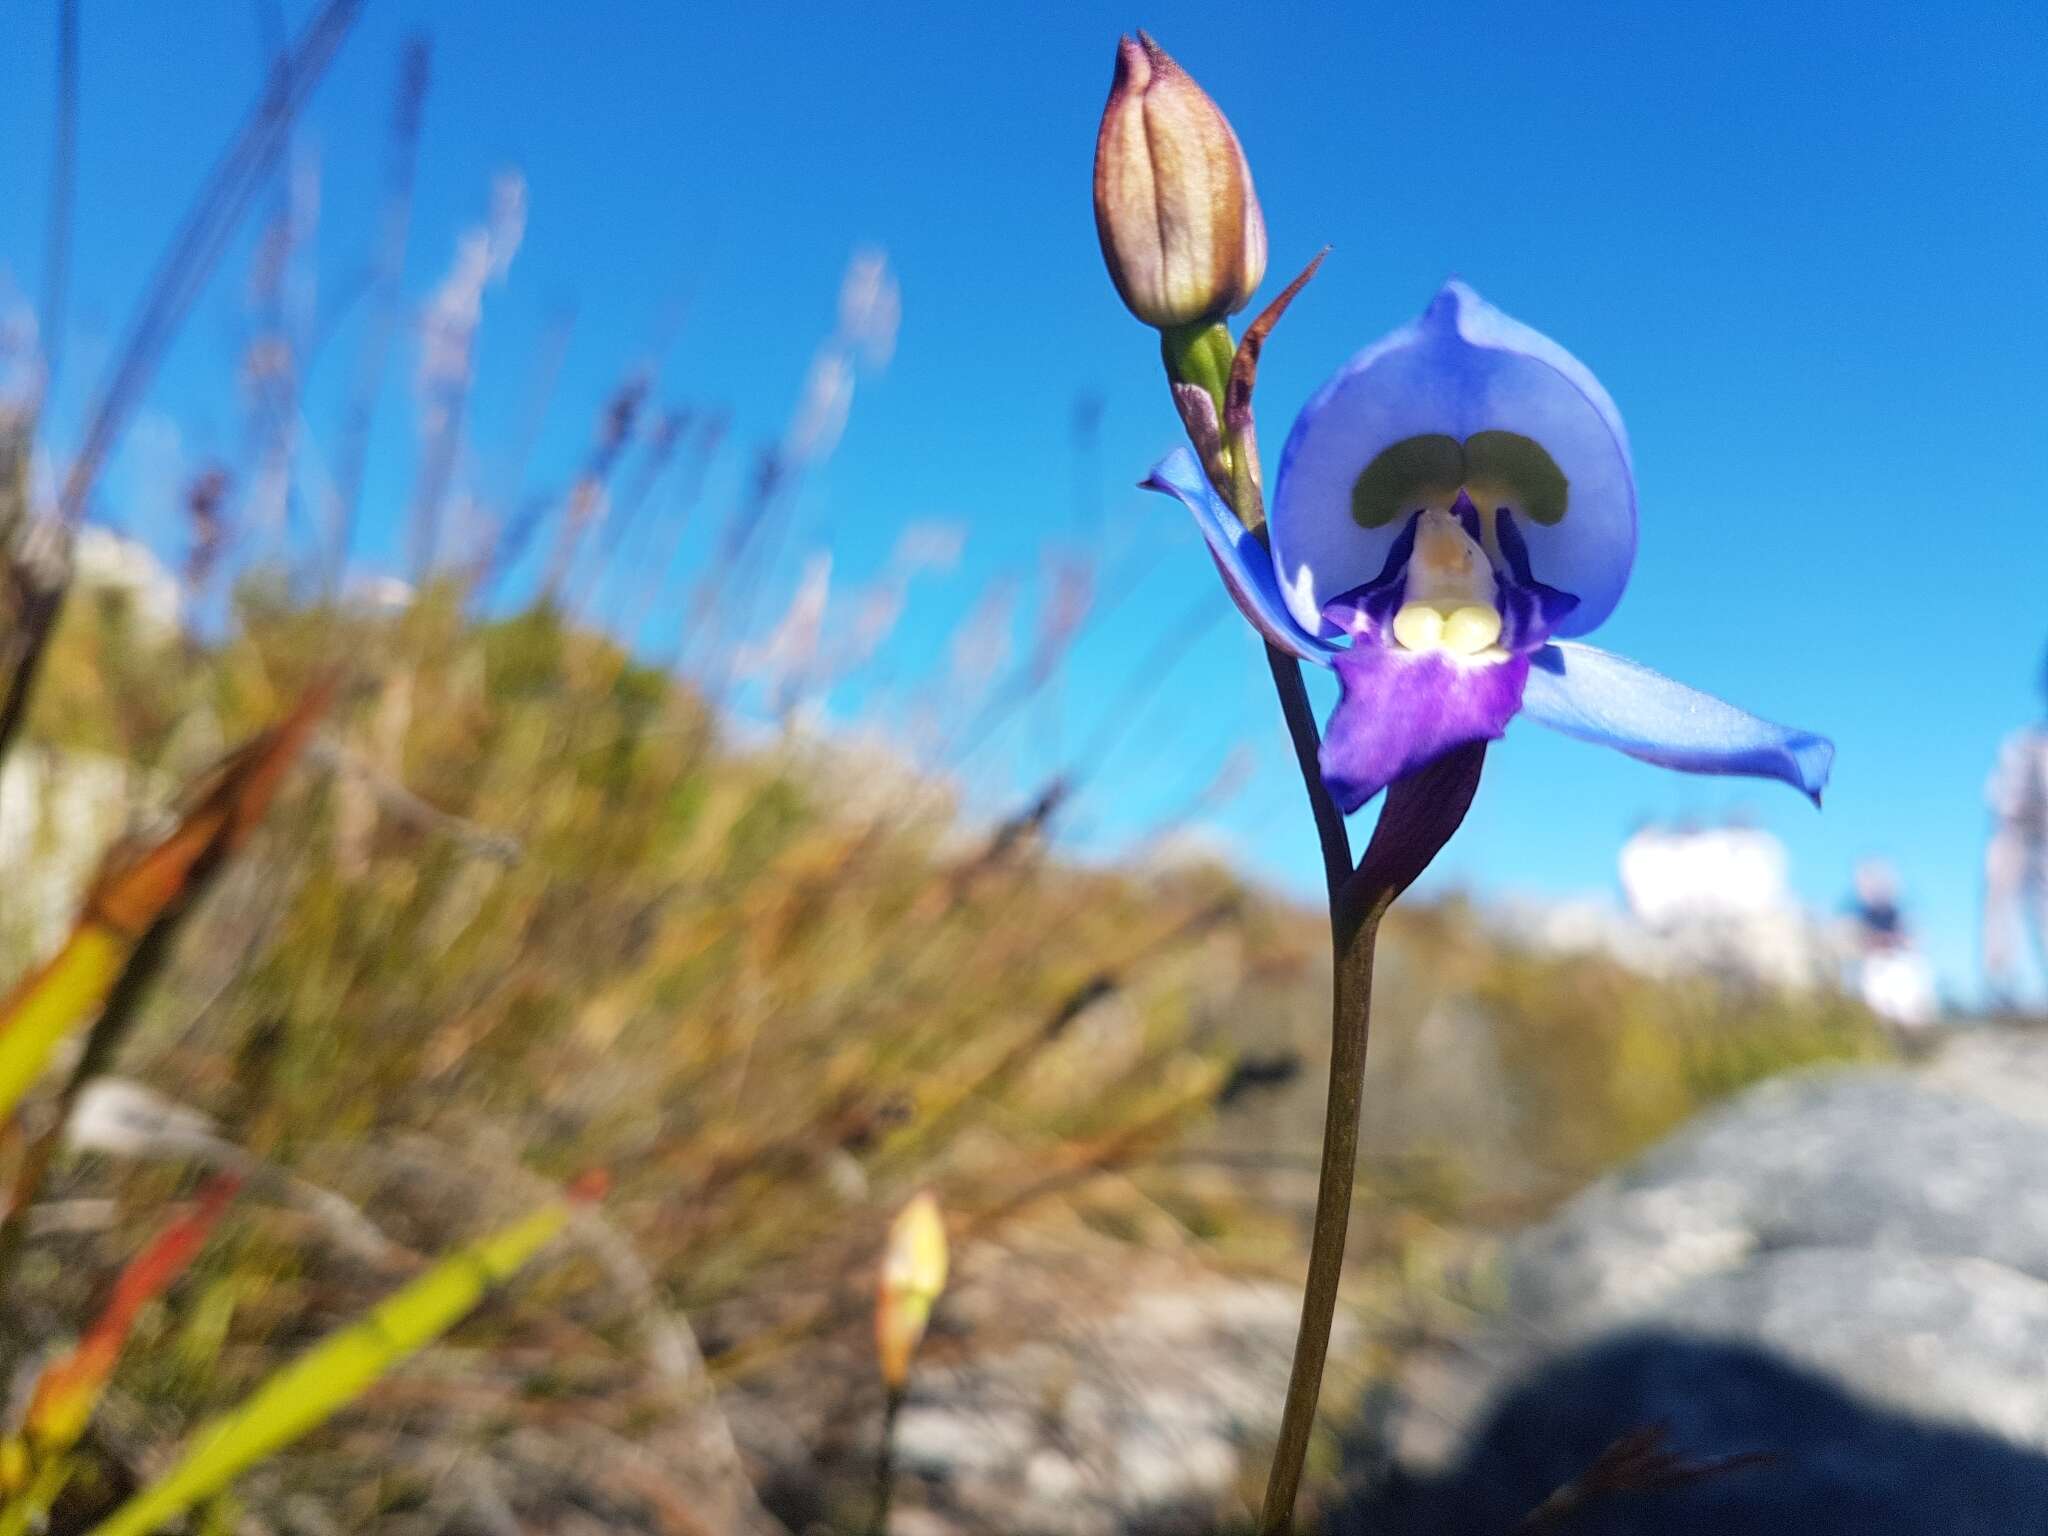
left=2, top=1, right=2046, bottom=999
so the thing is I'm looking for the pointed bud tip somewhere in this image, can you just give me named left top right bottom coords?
left=1135, top=31, right=1182, bottom=78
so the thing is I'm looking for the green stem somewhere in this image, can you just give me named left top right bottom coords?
left=1157, top=305, right=1375, bottom=1533
left=1159, top=321, right=1235, bottom=418
left=1260, top=889, right=1379, bottom=1533
left=1264, top=645, right=1352, bottom=902
left=867, top=1386, right=904, bottom=1536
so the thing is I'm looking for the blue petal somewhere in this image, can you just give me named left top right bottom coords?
left=1522, top=641, right=1834, bottom=803
left=1142, top=447, right=1335, bottom=664
left=1271, top=281, right=1636, bottom=641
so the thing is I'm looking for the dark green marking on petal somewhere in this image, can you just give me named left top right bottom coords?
left=1350, top=434, right=1465, bottom=528
left=1464, top=431, right=1568, bottom=524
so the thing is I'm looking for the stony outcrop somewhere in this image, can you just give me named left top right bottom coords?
left=1350, top=1032, right=2048, bottom=1532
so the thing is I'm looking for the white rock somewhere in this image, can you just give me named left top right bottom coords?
left=71, top=524, right=182, bottom=642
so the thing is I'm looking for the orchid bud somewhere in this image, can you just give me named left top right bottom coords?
left=875, top=1190, right=949, bottom=1393
left=1094, top=33, right=1268, bottom=330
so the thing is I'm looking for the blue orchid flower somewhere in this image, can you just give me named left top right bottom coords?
left=1146, top=280, right=1834, bottom=814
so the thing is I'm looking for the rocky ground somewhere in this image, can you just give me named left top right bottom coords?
left=51, top=1010, right=2000, bottom=1536
left=732, top=1020, right=2048, bottom=1536
left=781, top=1022, right=2048, bottom=1534
left=724, top=1225, right=1355, bottom=1536
left=1345, top=1024, right=2048, bottom=1533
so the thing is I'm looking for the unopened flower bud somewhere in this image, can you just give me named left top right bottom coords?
left=1094, top=33, right=1268, bottom=330
left=875, top=1190, right=949, bottom=1392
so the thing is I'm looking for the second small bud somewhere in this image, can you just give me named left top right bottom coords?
left=875, top=1190, right=949, bottom=1394
left=1093, top=32, right=1268, bottom=331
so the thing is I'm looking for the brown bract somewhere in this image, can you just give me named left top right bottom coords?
left=1093, top=33, right=1267, bottom=329
left=84, top=677, right=337, bottom=938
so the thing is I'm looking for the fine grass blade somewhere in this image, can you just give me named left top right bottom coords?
left=82, top=1173, right=602, bottom=1536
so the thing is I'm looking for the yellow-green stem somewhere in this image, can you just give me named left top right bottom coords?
left=1159, top=320, right=1234, bottom=418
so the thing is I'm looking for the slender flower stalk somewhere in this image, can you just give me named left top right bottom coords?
left=870, top=1190, right=949, bottom=1536
left=1091, top=34, right=1832, bottom=1533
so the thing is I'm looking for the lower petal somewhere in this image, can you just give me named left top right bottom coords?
left=1142, top=448, right=1336, bottom=665
left=1522, top=641, right=1834, bottom=803
left=1320, top=646, right=1529, bottom=813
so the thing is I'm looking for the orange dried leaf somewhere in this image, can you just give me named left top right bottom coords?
left=86, top=677, right=335, bottom=937
left=0, top=683, right=333, bottom=1122
left=27, top=1175, right=242, bottom=1455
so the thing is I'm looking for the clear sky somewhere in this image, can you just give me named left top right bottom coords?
left=2, top=1, right=2045, bottom=1000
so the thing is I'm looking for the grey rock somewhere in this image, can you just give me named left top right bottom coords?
left=1922, top=1027, right=2048, bottom=1128
left=1350, top=1036, right=2048, bottom=1532
left=1509, top=1067, right=2048, bottom=1336
left=1662, top=1247, right=2048, bottom=1448
left=895, top=1281, right=1316, bottom=1536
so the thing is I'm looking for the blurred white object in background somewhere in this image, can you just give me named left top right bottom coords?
left=68, top=1078, right=401, bottom=1264
left=345, top=573, right=417, bottom=612
left=70, top=524, right=183, bottom=642
left=0, top=745, right=134, bottom=962
left=1858, top=948, right=1939, bottom=1029
left=1983, top=717, right=2048, bottom=1003
left=1609, top=821, right=1830, bottom=988
left=1500, top=820, right=1920, bottom=1001
left=1845, top=857, right=1939, bottom=1030
left=67, top=1076, right=226, bottom=1158
left=1620, top=822, right=1789, bottom=926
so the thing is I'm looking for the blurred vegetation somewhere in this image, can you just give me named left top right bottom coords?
left=0, top=566, right=1890, bottom=1531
